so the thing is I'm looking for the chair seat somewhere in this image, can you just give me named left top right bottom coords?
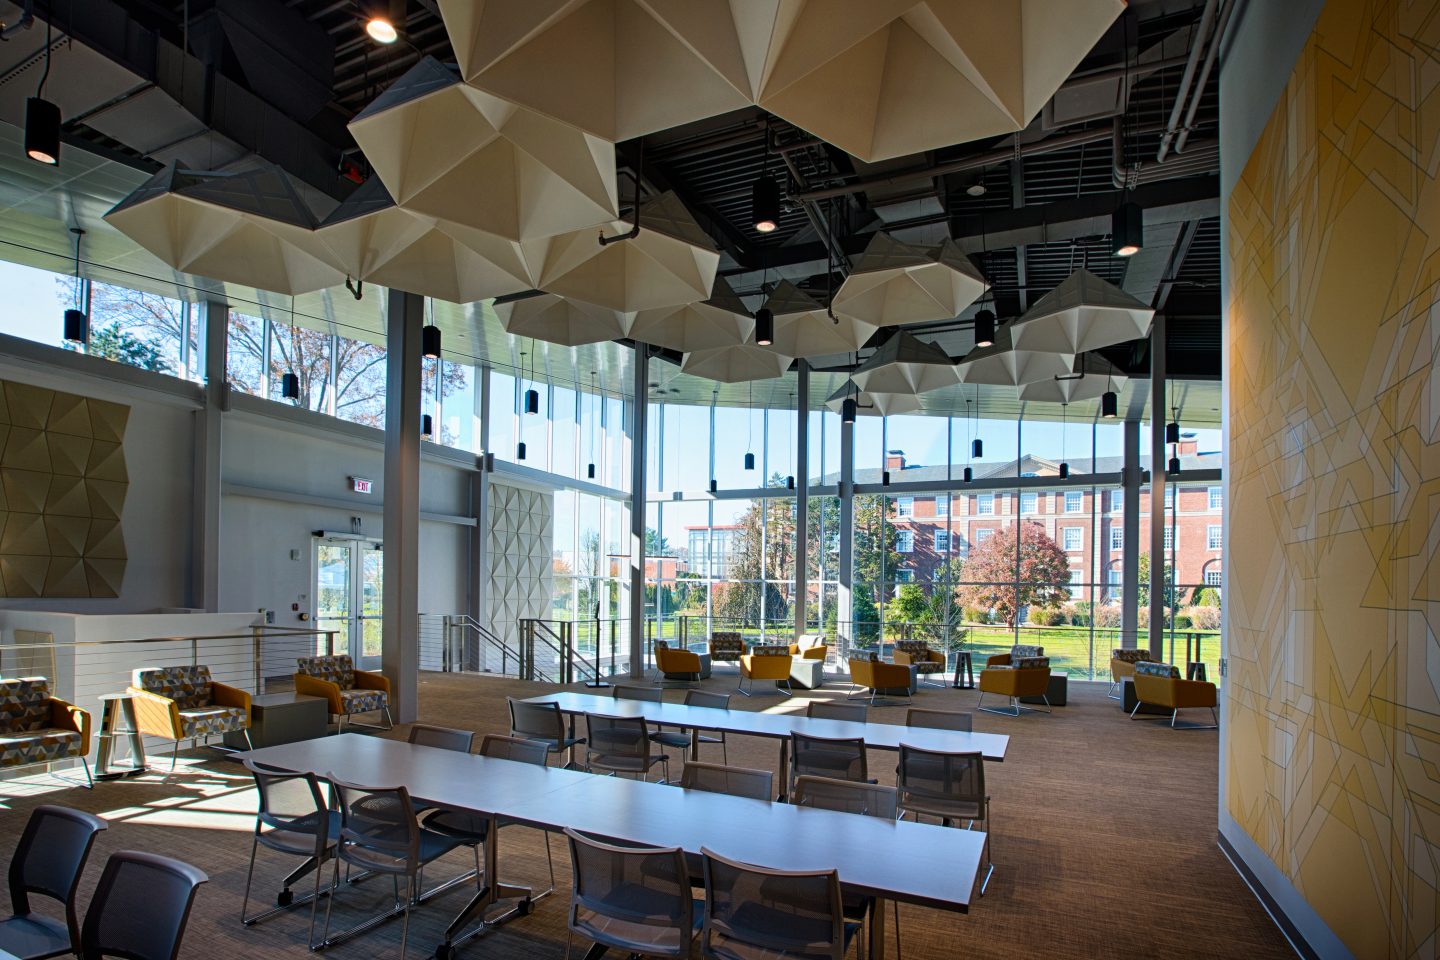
left=339, top=689, right=387, bottom=715
left=177, top=706, right=248, bottom=738
left=258, top=817, right=342, bottom=857
left=0, top=728, right=82, bottom=766
left=574, top=894, right=702, bottom=955
left=0, top=912, right=72, bottom=960
left=649, top=730, right=692, bottom=749
left=342, top=827, right=466, bottom=874
left=911, top=661, right=946, bottom=673
left=588, top=752, right=669, bottom=775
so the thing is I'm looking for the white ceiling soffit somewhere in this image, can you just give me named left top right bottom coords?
left=832, top=233, right=987, bottom=326
left=1009, top=268, right=1155, bottom=353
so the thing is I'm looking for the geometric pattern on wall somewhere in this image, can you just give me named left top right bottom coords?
left=1225, top=2, right=1440, bottom=956
left=0, top=379, right=129, bottom=598
left=485, top=482, right=553, bottom=655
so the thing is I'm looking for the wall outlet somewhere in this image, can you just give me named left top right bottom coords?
left=290, top=548, right=301, bottom=561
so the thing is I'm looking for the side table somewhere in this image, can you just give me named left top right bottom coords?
left=1121, top=678, right=1172, bottom=716
left=951, top=651, right=975, bottom=689
left=1020, top=672, right=1069, bottom=706
left=95, top=693, right=146, bottom=780
left=224, top=693, right=329, bottom=749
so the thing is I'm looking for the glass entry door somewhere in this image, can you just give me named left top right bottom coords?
left=313, top=536, right=383, bottom=670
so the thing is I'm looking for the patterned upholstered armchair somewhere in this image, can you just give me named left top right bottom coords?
left=708, top=633, right=746, bottom=666
left=978, top=645, right=1052, bottom=716
left=1131, top=661, right=1218, bottom=729
left=893, top=640, right=946, bottom=685
left=129, top=665, right=252, bottom=769
left=294, top=654, right=392, bottom=732
left=1109, top=648, right=1158, bottom=698
left=0, top=677, right=92, bottom=787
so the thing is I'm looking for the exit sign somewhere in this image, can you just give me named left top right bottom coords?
left=349, top=476, right=373, bottom=494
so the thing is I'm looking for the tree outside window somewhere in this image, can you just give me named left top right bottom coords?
left=955, top=521, right=1071, bottom=628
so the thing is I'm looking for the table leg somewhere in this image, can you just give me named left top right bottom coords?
left=776, top=739, right=790, bottom=802
left=869, top=896, right=889, bottom=960
left=689, top=728, right=700, bottom=762
left=436, top=815, right=535, bottom=959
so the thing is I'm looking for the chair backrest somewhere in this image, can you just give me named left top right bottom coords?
left=613, top=684, right=663, bottom=703
left=1010, top=644, right=1044, bottom=659
left=789, top=732, right=868, bottom=784
left=1134, top=660, right=1181, bottom=679
left=9, top=804, right=106, bottom=946
left=407, top=723, right=475, bottom=753
left=893, top=640, right=935, bottom=658
left=709, top=633, right=745, bottom=658
left=245, top=760, right=330, bottom=855
left=565, top=828, right=691, bottom=953
left=793, top=776, right=898, bottom=819
left=508, top=697, right=564, bottom=742
left=328, top=774, right=420, bottom=870
left=896, top=745, right=985, bottom=822
left=585, top=713, right=653, bottom=762
left=905, top=707, right=973, bottom=732
left=0, top=677, right=53, bottom=733
left=806, top=701, right=868, bottom=723
left=479, top=734, right=548, bottom=765
left=684, top=689, right=729, bottom=710
left=680, top=761, right=773, bottom=801
left=701, top=847, right=845, bottom=960
left=1111, top=648, right=1155, bottom=664
left=132, top=665, right=214, bottom=709
left=748, top=645, right=790, bottom=658
left=296, top=655, right=355, bottom=690
left=79, top=851, right=208, bottom=960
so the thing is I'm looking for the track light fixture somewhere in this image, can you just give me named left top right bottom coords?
left=754, top=307, right=774, bottom=346
left=421, top=323, right=442, bottom=359
left=973, top=309, right=996, bottom=349
left=1111, top=201, right=1143, bottom=257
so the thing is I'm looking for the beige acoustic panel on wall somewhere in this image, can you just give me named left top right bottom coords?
left=0, top=380, right=128, bottom=598
left=1009, top=269, right=1154, bottom=354
left=832, top=234, right=987, bottom=326
left=628, top=276, right=755, bottom=353
left=440, top=0, right=759, bottom=143
left=104, top=162, right=343, bottom=296
left=763, top=280, right=877, bottom=359
left=850, top=330, right=959, bottom=395
left=681, top=343, right=793, bottom=383
left=495, top=293, right=633, bottom=348
left=757, top=0, right=1125, bottom=162
left=349, top=57, right=618, bottom=244
left=538, top=192, right=720, bottom=312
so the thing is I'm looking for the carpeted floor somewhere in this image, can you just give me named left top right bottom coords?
left=0, top=672, right=1291, bottom=960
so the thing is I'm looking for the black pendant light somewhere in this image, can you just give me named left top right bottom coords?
left=281, top=296, right=300, bottom=401
left=421, top=413, right=434, bottom=440
left=963, top=466, right=973, bottom=483
left=24, top=20, right=59, bottom=165
left=709, top=479, right=718, bottom=493
left=1101, top=389, right=1118, bottom=419
left=1168, top=453, right=1181, bottom=474
left=972, top=438, right=983, bottom=458
left=973, top=309, right=996, bottom=349
left=586, top=371, right=598, bottom=480
left=421, top=322, right=442, bottom=359
left=970, top=386, right=983, bottom=458
left=786, top=475, right=795, bottom=490
left=744, top=452, right=755, bottom=471
left=840, top=397, right=856, bottom=425
left=752, top=117, right=780, bottom=233
left=517, top=441, right=528, bottom=460
left=743, top=383, right=755, bottom=470
left=1111, top=201, right=1143, bottom=257
left=525, top=388, right=540, bottom=415
left=754, top=307, right=774, bottom=346
left=882, top=471, right=891, bottom=486
left=587, top=463, right=596, bottom=480
left=63, top=228, right=87, bottom=345
left=1057, top=402, right=1069, bottom=478
left=1058, top=463, right=1070, bottom=479
left=1166, top=420, right=1181, bottom=444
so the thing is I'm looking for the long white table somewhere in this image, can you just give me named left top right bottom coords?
left=240, top=734, right=984, bottom=960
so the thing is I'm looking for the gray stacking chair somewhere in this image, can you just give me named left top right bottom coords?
left=407, top=723, right=476, bottom=752
left=700, top=847, right=858, bottom=959
left=241, top=760, right=336, bottom=948
left=0, top=805, right=107, bottom=960
left=507, top=698, right=584, bottom=766
left=679, top=761, right=773, bottom=801
left=564, top=828, right=697, bottom=959
left=650, top=689, right=730, bottom=762
left=583, top=713, right=671, bottom=782
left=79, top=851, right=208, bottom=960
left=788, top=732, right=870, bottom=799
left=895, top=745, right=992, bottom=894
left=904, top=707, right=973, bottom=732
left=612, top=685, right=663, bottom=703
left=806, top=701, right=869, bottom=723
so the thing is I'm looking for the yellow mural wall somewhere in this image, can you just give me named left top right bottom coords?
left=1226, top=0, right=1439, bottom=956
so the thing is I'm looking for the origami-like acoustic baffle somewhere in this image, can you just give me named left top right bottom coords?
left=1009, top=269, right=1155, bottom=354
left=628, top=276, right=755, bottom=353
left=832, top=234, right=987, bottom=327
left=957, top=324, right=1075, bottom=386
left=757, top=0, right=1125, bottom=162
left=305, top=178, right=542, bottom=304
left=681, top=343, right=793, bottom=384
left=1018, top=356, right=1129, bottom=404
left=103, top=161, right=344, bottom=295
left=495, top=293, right=632, bottom=348
left=348, top=57, right=618, bottom=243
left=824, top=380, right=923, bottom=417
left=538, top=192, right=720, bottom=313
left=851, top=330, right=959, bottom=395
left=762, top=280, right=877, bottom=359
left=438, top=0, right=759, bottom=142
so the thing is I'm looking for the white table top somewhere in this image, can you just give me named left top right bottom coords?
left=240, top=734, right=983, bottom=912
left=526, top=691, right=1009, bottom=761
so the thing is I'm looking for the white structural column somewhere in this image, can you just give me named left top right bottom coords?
left=1148, top=313, right=1167, bottom=658
left=191, top=299, right=227, bottom=611
left=628, top=344, right=649, bottom=678
left=382, top=288, right=423, bottom=722
left=1121, top=418, right=1141, bottom=646
left=837, top=408, right=855, bottom=640
left=794, top=360, right=810, bottom=640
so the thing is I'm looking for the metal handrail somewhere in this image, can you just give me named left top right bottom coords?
left=441, top=614, right=521, bottom=675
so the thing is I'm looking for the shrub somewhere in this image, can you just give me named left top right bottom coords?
left=963, top=607, right=991, bottom=624
left=1064, top=601, right=1091, bottom=626
left=1093, top=605, right=1122, bottom=628
left=1172, top=613, right=1192, bottom=630
left=1186, top=605, right=1221, bottom=630
left=1191, top=586, right=1221, bottom=607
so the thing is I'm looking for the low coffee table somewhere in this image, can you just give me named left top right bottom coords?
left=1019, top=671, right=1069, bottom=706
left=224, top=693, right=329, bottom=749
left=789, top=658, right=824, bottom=690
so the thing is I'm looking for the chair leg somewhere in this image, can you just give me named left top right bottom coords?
left=306, top=852, right=327, bottom=950
left=318, top=857, right=339, bottom=952
left=399, top=875, right=412, bottom=960
left=241, top=835, right=259, bottom=924
left=243, top=728, right=255, bottom=751
left=80, top=754, right=93, bottom=789
left=893, top=900, right=902, bottom=960
left=383, top=707, right=395, bottom=731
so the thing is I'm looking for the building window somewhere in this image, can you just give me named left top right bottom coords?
left=896, top=530, right=915, bottom=553
left=1207, top=525, right=1222, bottom=550
left=1208, top=486, right=1223, bottom=511
left=1164, top=527, right=1174, bottom=551
left=1062, top=527, right=1083, bottom=552
left=1109, top=526, right=1122, bottom=551
left=1064, top=490, right=1083, bottom=513
left=895, top=496, right=914, bottom=518
left=1108, top=567, right=1123, bottom=586
left=1020, top=491, right=1038, bottom=514
left=895, top=569, right=915, bottom=584
left=974, top=528, right=995, bottom=545
left=976, top=493, right=995, bottom=516
left=1204, top=569, right=1222, bottom=586
left=1110, top=489, right=1123, bottom=512
left=934, top=530, right=950, bottom=552
left=1165, top=485, right=1175, bottom=508
left=1069, top=569, right=1084, bottom=597
left=934, top=495, right=948, bottom=517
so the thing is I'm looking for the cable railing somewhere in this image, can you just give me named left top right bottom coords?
left=516, top=618, right=630, bottom=684
left=418, top=614, right=521, bottom=675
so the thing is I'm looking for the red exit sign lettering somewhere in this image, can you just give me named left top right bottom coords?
left=349, top=476, right=373, bottom=494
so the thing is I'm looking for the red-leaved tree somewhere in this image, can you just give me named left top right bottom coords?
left=956, top=521, right=1072, bottom=628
